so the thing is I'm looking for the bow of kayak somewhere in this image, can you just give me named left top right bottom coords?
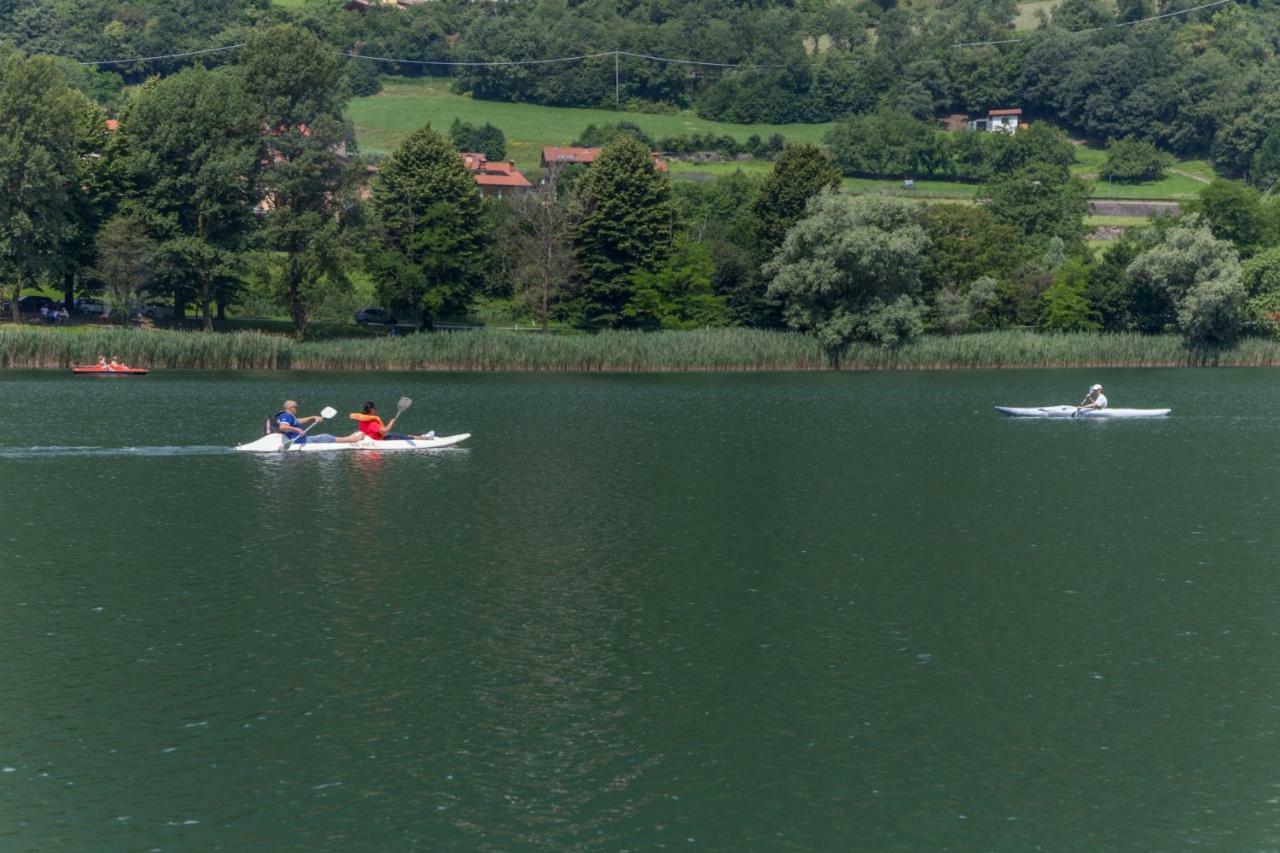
left=235, top=433, right=471, bottom=452
left=995, top=406, right=1170, bottom=418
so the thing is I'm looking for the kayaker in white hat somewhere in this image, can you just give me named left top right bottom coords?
left=1078, top=383, right=1108, bottom=411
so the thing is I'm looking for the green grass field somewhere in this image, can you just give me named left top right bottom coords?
left=348, top=77, right=1222, bottom=202
left=347, top=78, right=837, bottom=171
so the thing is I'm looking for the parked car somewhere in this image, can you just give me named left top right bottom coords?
left=141, top=304, right=175, bottom=319
left=18, top=295, right=56, bottom=313
left=77, top=298, right=107, bottom=315
left=355, top=307, right=394, bottom=325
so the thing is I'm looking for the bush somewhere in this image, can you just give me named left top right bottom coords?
left=1101, top=137, right=1171, bottom=183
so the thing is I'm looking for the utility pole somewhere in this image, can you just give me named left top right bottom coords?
left=615, top=51, right=620, bottom=109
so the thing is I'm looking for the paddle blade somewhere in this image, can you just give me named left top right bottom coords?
left=396, top=396, right=412, bottom=414
left=320, top=406, right=337, bottom=419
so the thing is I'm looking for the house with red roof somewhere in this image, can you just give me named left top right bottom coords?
left=460, top=153, right=532, bottom=198
left=540, top=146, right=669, bottom=175
left=965, top=108, right=1023, bottom=134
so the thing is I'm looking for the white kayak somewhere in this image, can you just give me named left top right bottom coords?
left=995, top=406, right=1170, bottom=419
left=235, top=433, right=471, bottom=452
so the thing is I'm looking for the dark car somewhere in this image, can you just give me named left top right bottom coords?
left=18, top=295, right=56, bottom=313
left=355, top=307, right=394, bottom=325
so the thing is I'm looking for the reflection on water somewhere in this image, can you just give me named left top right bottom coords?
left=1, top=369, right=1279, bottom=850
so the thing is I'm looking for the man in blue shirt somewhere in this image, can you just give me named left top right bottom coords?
left=274, top=400, right=360, bottom=446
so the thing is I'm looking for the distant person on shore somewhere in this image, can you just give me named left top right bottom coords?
left=272, top=400, right=361, bottom=446
left=349, top=401, right=434, bottom=441
left=1078, top=384, right=1108, bottom=411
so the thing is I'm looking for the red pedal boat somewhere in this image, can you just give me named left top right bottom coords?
left=72, top=364, right=148, bottom=376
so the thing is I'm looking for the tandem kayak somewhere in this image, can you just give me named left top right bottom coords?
left=235, top=433, right=471, bottom=452
left=72, top=365, right=147, bottom=376
left=995, top=406, right=1170, bottom=418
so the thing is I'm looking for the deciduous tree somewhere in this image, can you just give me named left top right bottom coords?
left=763, top=193, right=930, bottom=359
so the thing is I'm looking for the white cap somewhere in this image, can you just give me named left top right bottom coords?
left=1089, top=384, right=1102, bottom=391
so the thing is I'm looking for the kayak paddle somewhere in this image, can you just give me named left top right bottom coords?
left=282, top=405, right=337, bottom=452
left=384, top=396, right=412, bottom=432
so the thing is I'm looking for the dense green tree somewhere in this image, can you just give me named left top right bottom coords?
left=0, top=50, right=92, bottom=322
left=242, top=24, right=364, bottom=338
left=1242, top=247, right=1280, bottom=336
left=569, top=135, right=676, bottom=327
left=113, top=66, right=262, bottom=330
left=1127, top=222, right=1246, bottom=344
left=763, top=193, right=930, bottom=358
left=622, top=237, right=728, bottom=330
left=1101, top=137, right=1171, bottom=183
left=1039, top=257, right=1100, bottom=332
left=1185, top=179, right=1270, bottom=255
left=984, top=162, right=1089, bottom=248
left=750, top=144, right=841, bottom=256
left=370, top=124, right=487, bottom=328
left=450, top=118, right=506, bottom=161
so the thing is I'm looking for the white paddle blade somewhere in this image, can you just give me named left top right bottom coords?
left=397, top=396, right=412, bottom=413
left=320, top=406, right=337, bottom=419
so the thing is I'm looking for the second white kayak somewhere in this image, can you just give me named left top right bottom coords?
left=995, top=406, right=1170, bottom=419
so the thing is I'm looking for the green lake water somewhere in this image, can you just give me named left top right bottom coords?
left=1, top=368, right=1278, bottom=851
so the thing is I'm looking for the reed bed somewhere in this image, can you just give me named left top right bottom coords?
left=6, top=325, right=1280, bottom=371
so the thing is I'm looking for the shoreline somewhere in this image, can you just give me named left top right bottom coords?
left=2, top=326, right=1279, bottom=371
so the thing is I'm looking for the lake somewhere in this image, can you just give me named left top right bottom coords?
left=1, top=368, right=1278, bottom=850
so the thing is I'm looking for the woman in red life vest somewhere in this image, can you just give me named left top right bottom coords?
left=349, top=401, right=435, bottom=441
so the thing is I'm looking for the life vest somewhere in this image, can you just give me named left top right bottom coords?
left=350, top=412, right=385, bottom=439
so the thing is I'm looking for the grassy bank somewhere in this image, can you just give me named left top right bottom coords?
left=7, top=327, right=1280, bottom=371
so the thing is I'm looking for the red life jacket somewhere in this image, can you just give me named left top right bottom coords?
left=350, top=413, right=385, bottom=439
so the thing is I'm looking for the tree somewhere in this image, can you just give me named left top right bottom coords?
left=570, top=135, right=676, bottom=327
left=370, top=124, right=488, bottom=327
left=918, top=204, right=1028, bottom=323
left=1127, top=221, right=1246, bottom=344
left=242, top=25, right=364, bottom=339
left=1101, top=137, right=1171, bottom=183
left=113, top=66, right=262, bottom=331
left=1241, top=247, right=1280, bottom=336
left=933, top=275, right=1002, bottom=335
left=504, top=186, right=576, bottom=331
left=93, top=212, right=159, bottom=319
left=449, top=118, right=506, bottom=161
left=751, top=143, right=842, bottom=255
left=1039, top=257, right=1100, bottom=331
left=763, top=193, right=930, bottom=359
left=622, top=237, right=729, bottom=330
left=1185, top=179, right=1269, bottom=255
left=0, top=51, right=84, bottom=322
left=984, top=162, right=1089, bottom=248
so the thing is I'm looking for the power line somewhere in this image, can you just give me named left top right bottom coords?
left=953, top=0, right=1237, bottom=47
left=78, top=43, right=245, bottom=66
left=337, top=48, right=784, bottom=70
left=74, top=43, right=784, bottom=72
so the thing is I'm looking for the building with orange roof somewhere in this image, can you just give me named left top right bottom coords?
left=540, top=146, right=668, bottom=175
left=460, top=153, right=532, bottom=198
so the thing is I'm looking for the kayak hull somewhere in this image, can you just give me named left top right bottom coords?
left=72, top=366, right=148, bottom=375
left=995, top=406, right=1170, bottom=419
left=235, top=433, right=471, bottom=452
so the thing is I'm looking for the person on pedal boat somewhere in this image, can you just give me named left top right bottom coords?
left=1078, top=384, right=1108, bottom=411
left=349, top=401, right=435, bottom=441
left=273, top=400, right=360, bottom=445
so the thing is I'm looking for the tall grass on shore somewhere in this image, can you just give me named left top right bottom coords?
left=6, top=326, right=1280, bottom=370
